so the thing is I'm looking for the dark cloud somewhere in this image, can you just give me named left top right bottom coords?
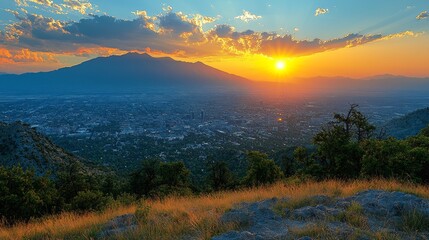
left=65, top=15, right=156, bottom=39
left=259, top=33, right=383, bottom=57
left=159, top=12, right=196, bottom=34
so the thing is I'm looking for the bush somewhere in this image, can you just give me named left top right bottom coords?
left=243, top=151, right=283, bottom=187
left=130, top=159, right=192, bottom=198
left=0, top=166, right=59, bottom=224
left=70, top=190, right=111, bottom=212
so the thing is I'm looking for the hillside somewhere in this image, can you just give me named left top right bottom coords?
left=0, top=121, right=84, bottom=175
left=0, top=53, right=250, bottom=94
left=384, top=107, right=429, bottom=139
left=0, top=179, right=428, bottom=239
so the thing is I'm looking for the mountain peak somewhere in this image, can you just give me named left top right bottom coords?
left=121, top=52, right=152, bottom=58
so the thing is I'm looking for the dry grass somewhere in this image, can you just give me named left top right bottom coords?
left=1, top=179, right=428, bottom=239
left=0, top=205, right=136, bottom=239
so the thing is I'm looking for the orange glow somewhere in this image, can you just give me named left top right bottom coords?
left=275, top=61, right=286, bottom=70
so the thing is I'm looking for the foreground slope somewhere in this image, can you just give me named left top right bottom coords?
left=1, top=179, right=428, bottom=239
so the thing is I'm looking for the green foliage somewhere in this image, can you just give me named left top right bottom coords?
left=206, top=161, right=236, bottom=191
left=420, top=124, right=429, bottom=137
left=0, top=166, right=59, bottom=224
left=70, top=190, right=111, bottom=212
left=130, top=159, right=160, bottom=197
left=130, top=159, right=192, bottom=198
left=56, top=161, right=92, bottom=203
left=242, top=151, right=283, bottom=187
left=313, top=104, right=374, bottom=179
left=361, top=136, right=429, bottom=183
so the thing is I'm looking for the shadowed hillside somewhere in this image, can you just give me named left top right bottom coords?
left=385, top=107, right=429, bottom=139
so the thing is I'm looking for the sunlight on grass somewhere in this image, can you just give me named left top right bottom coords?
left=1, top=179, right=428, bottom=239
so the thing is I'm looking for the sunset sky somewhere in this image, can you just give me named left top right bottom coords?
left=1, top=0, right=428, bottom=81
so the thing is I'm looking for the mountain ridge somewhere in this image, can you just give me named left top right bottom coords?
left=0, top=53, right=251, bottom=94
left=0, top=121, right=87, bottom=175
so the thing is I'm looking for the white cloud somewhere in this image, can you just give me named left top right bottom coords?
left=235, top=10, right=262, bottom=23
left=416, top=11, right=429, bottom=20
left=62, top=0, right=93, bottom=14
left=315, top=8, right=329, bottom=16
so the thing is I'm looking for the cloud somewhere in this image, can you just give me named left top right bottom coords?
left=62, top=0, right=93, bottom=14
left=0, top=11, right=418, bottom=60
left=0, top=46, right=57, bottom=63
left=259, top=33, right=382, bottom=57
left=235, top=10, right=262, bottom=22
left=315, top=8, right=329, bottom=16
left=15, top=0, right=63, bottom=14
left=416, top=11, right=429, bottom=20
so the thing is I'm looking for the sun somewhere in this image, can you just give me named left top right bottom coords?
left=275, top=60, right=286, bottom=70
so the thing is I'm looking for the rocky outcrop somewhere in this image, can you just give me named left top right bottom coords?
left=213, top=190, right=429, bottom=240
left=97, top=214, right=138, bottom=239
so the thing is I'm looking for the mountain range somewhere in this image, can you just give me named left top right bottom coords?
left=1, top=52, right=429, bottom=95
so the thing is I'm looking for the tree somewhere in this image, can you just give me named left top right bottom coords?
left=156, top=161, right=191, bottom=197
left=313, top=105, right=374, bottom=178
left=130, top=159, right=160, bottom=198
left=0, top=166, right=59, bottom=224
left=130, top=160, right=192, bottom=198
left=56, top=161, right=91, bottom=203
left=243, top=151, right=283, bottom=187
left=206, top=161, right=235, bottom=191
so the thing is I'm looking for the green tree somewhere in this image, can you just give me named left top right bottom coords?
left=243, top=151, right=283, bottom=187
left=130, top=159, right=160, bottom=198
left=0, top=166, right=59, bottom=224
left=71, top=190, right=111, bottom=212
left=313, top=105, right=374, bottom=178
left=130, top=160, right=192, bottom=198
left=156, top=161, right=191, bottom=197
left=56, top=161, right=91, bottom=203
left=206, top=161, right=235, bottom=191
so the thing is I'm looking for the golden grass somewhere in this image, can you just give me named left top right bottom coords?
left=1, top=178, right=428, bottom=239
left=0, top=205, right=136, bottom=239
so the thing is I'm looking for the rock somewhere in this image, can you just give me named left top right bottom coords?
left=343, top=190, right=429, bottom=231
left=216, top=198, right=289, bottom=240
left=212, top=231, right=256, bottom=240
left=212, top=190, right=429, bottom=239
left=297, top=237, right=312, bottom=240
left=97, top=214, right=138, bottom=239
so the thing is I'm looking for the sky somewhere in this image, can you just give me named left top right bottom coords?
left=0, top=0, right=428, bottom=81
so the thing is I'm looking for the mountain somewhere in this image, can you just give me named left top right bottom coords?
left=384, top=107, right=429, bottom=139
left=291, top=75, right=429, bottom=95
left=0, top=121, right=85, bottom=175
left=0, top=53, right=251, bottom=94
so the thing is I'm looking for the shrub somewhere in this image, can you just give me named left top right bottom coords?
left=242, top=151, right=283, bottom=187
left=70, top=190, right=111, bottom=212
left=0, top=166, right=59, bottom=224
